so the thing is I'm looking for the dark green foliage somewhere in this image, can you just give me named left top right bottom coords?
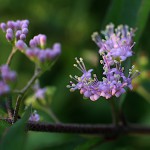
left=0, top=106, right=31, bottom=150
left=0, top=0, right=150, bottom=149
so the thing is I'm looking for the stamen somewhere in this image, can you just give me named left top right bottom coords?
left=130, top=42, right=136, bottom=49
left=69, top=75, right=78, bottom=82
left=66, top=85, right=71, bottom=88
left=132, top=65, right=135, bottom=69
left=91, top=32, right=101, bottom=46
left=75, top=57, right=85, bottom=72
left=79, top=57, right=86, bottom=71
left=131, top=70, right=140, bottom=79
left=73, top=64, right=83, bottom=72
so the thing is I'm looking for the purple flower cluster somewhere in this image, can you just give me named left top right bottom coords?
left=26, top=35, right=61, bottom=63
left=0, top=20, right=29, bottom=42
left=92, top=23, right=135, bottom=62
left=0, top=19, right=61, bottom=65
left=16, top=34, right=61, bottom=63
left=29, top=110, right=40, bottom=122
left=0, top=65, right=17, bottom=96
left=67, top=24, right=139, bottom=101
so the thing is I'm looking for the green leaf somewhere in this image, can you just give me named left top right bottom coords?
left=136, top=85, right=150, bottom=104
left=134, top=0, right=150, bottom=43
left=104, top=0, right=150, bottom=30
left=74, top=138, right=104, bottom=150
left=25, top=134, right=82, bottom=150
left=0, top=106, right=31, bottom=150
left=25, top=86, right=56, bottom=109
left=0, top=120, right=11, bottom=139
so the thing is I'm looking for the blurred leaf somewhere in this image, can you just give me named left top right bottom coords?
left=25, top=95, right=40, bottom=109
left=25, top=133, right=82, bottom=150
left=0, top=120, right=11, bottom=139
left=104, top=0, right=150, bottom=32
left=136, top=85, right=150, bottom=104
left=25, top=86, right=56, bottom=109
left=45, top=86, right=56, bottom=104
left=0, top=106, right=31, bottom=150
left=74, top=138, right=104, bottom=150
left=134, top=0, right=150, bottom=42
left=81, top=49, right=99, bottom=67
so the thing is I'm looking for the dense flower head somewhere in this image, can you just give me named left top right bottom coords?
left=26, top=43, right=61, bottom=63
left=27, top=34, right=61, bottom=61
left=92, top=23, right=135, bottom=62
left=0, top=20, right=29, bottom=42
left=67, top=24, right=140, bottom=101
left=0, top=19, right=62, bottom=66
left=0, top=65, right=17, bottom=95
left=29, top=110, right=40, bottom=122
left=15, top=34, right=61, bottom=64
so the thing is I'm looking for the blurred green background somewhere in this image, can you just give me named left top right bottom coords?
left=0, top=0, right=150, bottom=149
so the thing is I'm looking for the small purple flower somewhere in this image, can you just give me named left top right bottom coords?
left=29, top=39, right=37, bottom=48
left=35, top=88, right=47, bottom=99
left=26, top=48, right=40, bottom=61
left=6, top=32, right=13, bottom=41
left=29, top=111, right=40, bottom=122
left=0, top=81, right=10, bottom=96
left=0, top=23, right=7, bottom=31
left=29, top=34, right=46, bottom=48
left=15, top=40, right=27, bottom=51
left=39, top=34, right=47, bottom=47
left=16, top=30, right=22, bottom=40
left=0, top=65, right=17, bottom=96
left=0, top=65, right=17, bottom=82
left=52, top=43, right=61, bottom=57
left=22, top=28, right=28, bottom=35
left=33, top=81, right=47, bottom=100
left=20, top=34, right=26, bottom=40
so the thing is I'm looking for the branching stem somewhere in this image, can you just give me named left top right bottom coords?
left=6, top=47, right=17, bottom=65
left=13, top=67, right=42, bottom=123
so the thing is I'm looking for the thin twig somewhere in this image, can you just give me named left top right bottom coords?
left=5, top=47, right=17, bottom=121
left=119, top=108, right=128, bottom=126
left=13, top=94, right=22, bottom=123
left=13, top=67, right=42, bottom=123
left=6, top=47, right=17, bottom=65
left=21, top=67, right=42, bottom=94
left=5, top=96, right=13, bottom=120
left=108, top=99, right=119, bottom=126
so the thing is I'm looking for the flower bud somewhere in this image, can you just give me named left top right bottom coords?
left=15, top=40, right=27, bottom=51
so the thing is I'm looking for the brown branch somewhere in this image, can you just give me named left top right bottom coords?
left=2, top=118, right=150, bottom=136
left=12, top=95, right=22, bottom=123
left=27, top=122, right=150, bottom=135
